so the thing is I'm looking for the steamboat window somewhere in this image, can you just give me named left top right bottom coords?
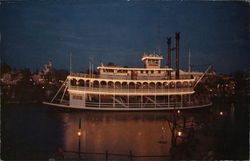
left=158, top=70, right=161, bottom=74
left=141, top=71, right=143, bottom=74
left=146, top=71, right=149, bottom=74
left=117, top=70, right=126, bottom=73
left=151, top=70, right=154, bottom=74
left=107, top=69, right=114, bottom=73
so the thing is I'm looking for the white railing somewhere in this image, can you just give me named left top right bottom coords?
left=84, top=100, right=211, bottom=108
left=69, top=72, right=194, bottom=81
left=68, top=86, right=194, bottom=95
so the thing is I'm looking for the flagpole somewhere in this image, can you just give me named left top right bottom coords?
left=70, top=52, right=72, bottom=75
left=188, top=49, right=191, bottom=72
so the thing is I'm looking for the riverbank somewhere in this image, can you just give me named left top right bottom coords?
left=1, top=83, right=62, bottom=105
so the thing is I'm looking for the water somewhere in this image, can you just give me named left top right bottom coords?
left=1, top=101, right=248, bottom=160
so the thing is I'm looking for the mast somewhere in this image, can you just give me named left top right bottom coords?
left=92, top=58, right=94, bottom=77
left=175, top=32, right=180, bottom=79
left=89, top=57, right=93, bottom=78
left=70, top=52, right=72, bottom=75
left=188, top=49, right=191, bottom=72
left=167, top=37, right=172, bottom=78
left=89, top=57, right=91, bottom=77
left=167, top=37, right=171, bottom=68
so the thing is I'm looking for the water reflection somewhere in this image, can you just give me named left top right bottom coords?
left=58, top=111, right=204, bottom=160
left=3, top=102, right=246, bottom=160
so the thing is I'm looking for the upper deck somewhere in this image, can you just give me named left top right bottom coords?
left=68, top=53, right=200, bottom=88
left=97, top=54, right=174, bottom=79
left=67, top=72, right=196, bottom=95
left=97, top=66, right=173, bottom=79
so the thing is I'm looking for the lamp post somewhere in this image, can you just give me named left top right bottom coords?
left=78, top=118, right=82, bottom=159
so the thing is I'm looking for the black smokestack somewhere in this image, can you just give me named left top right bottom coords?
left=167, top=37, right=171, bottom=68
left=175, top=32, right=180, bottom=79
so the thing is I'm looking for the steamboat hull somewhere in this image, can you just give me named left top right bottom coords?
left=43, top=101, right=212, bottom=111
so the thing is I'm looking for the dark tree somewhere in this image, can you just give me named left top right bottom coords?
left=233, top=71, right=247, bottom=92
left=18, top=68, right=32, bottom=86
left=44, top=69, right=55, bottom=83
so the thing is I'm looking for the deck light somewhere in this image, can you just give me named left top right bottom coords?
left=177, top=131, right=182, bottom=137
left=77, top=130, right=82, bottom=136
left=219, top=111, right=223, bottom=116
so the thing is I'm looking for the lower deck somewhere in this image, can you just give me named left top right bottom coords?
left=56, top=93, right=212, bottom=110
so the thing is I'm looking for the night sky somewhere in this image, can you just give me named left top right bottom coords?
left=0, top=0, right=249, bottom=74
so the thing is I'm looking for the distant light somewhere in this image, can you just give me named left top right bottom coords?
left=177, top=131, right=182, bottom=136
left=177, top=110, right=181, bottom=114
left=77, top=131, right=81, bottom=136
left=42, top=86, right=45, bottom=89
left=219, top=111, right=223, bottom=116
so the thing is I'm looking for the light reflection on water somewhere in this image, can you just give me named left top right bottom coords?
left=58, top=111, right=198, bottom=160
left=62, top=112, right=172, bottom=155
left=3, top=103, right=240, bottom=160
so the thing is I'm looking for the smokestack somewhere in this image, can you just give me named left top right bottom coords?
left=167, top=37, right=171, bottom=68
left=175, top=32, right=180, bottom=79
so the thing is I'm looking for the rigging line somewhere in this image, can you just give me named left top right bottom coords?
left=60, top=81, right=68, bottom=103
left=193, top=65, right=213, bottom=88
left=51, top=78, right=67, bottom=103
